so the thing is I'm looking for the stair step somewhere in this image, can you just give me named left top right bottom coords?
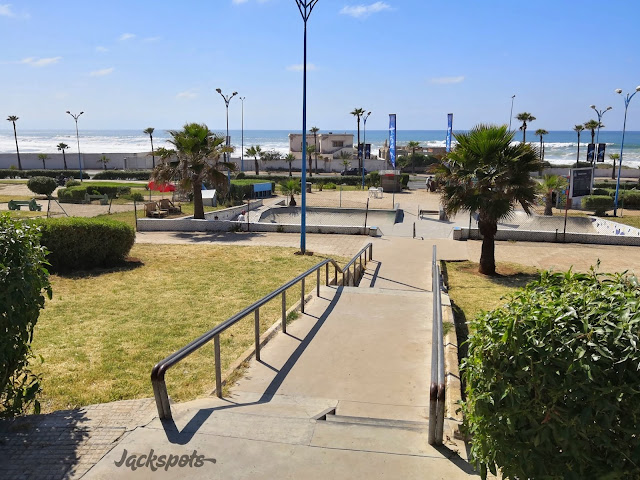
left=324, top=413, right=429, bottom=431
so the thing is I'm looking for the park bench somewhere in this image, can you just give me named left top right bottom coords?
left=84, top=193, right=109, bottom=205
left=8, top=199, right=42, bottom=211
left=144, top=202, right=168, bottom=218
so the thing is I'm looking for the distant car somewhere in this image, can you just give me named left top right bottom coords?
left=340, top=167, right=367, bottom=176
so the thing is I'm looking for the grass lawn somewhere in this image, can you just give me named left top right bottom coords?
left=33, top=243, right=345, bottom=413
left=95, top=202, right=224, bottom=229
left=0, top=194, right=34, bottom=202
left=613, top=216, right=640, bottom=229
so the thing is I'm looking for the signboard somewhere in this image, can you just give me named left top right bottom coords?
left=358, top=143, right=363, bottom=159
left=569, top=167, right=593, bottom=198
left=446, top=113, right=453, bottom=153
left=597, top=143, right=606, bottom=163
left=365, top=143, right=371, bottom=159
left=389, top=114, right=397, bottom=168
left=586, top=143, right=595, bottom=163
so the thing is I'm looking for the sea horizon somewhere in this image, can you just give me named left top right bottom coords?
left=1, top=129, right=639, bottom=168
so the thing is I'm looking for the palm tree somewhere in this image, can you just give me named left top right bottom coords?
left=610, top=153, right=620, bottom=180
left=573, top=125, right=585, bottom=167
left=539, top=174, right=567, bottom=216
left=438, top=124, right=542, bottom=275
left=583, top=120, right=601, bottom=165
left=350, top=108, right=365, bottom=171
left=57, top=142, right=69, bottom=170
left=306, top=145, right=315, bottom=177
left=535, top=129, right=548, bottom=161
left=407, top=140, right=421, bottom=173
left=144, top=127, right=155, bottom=168
left=7, top=116, right=22, bottom=170
left=515, top=112, right=536, bottom=143
left=246, top=145, right=262, bottom=175
left=151, top=123, right=232, bottom=219
left=38, top=154, right=48, bottom=169
left=285, top=153, right=296, bottom=177
left=99, top=155, right=110, bottom=170
left=281, top=179, right=301, bottom=206
left=310, top=126, right=319, bottom=174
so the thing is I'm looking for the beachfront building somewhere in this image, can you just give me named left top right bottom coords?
left=288, top=133, right=354, bottom=161
left=378, top=141, right=447, bottom=162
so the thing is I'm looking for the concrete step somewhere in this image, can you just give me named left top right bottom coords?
left=324, top=413, right=429, bottom=432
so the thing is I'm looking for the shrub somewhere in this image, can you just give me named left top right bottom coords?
left=620, top=190, right=640, bottom=209
left=592, top=188, right=614, bottom=196
left=400, top=173, right=410, bottom=188
left=581, top=195, right=614, bottom=215
left=27, top=176, right=58, bottom=197
left=130, top=192, right=144, bottom=202
left=92, top=170, right=151, bottom=181
left=0, top=214, right=51, bottom=417
left=324, top=182, right=337, bottom=189
left=0, top=169, right=89, bottom=180
left=366, top=172, right=380, bottom=187
left=34, top=217, right=135, bottom=272
left=57, top=186, right=88, bottom=203
left=235, top=172, right=246, bottom=179
left=65, top=179, right=81, bottom=187
left=462, top=270, right=640, bottom=479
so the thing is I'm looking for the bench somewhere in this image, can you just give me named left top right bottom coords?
left=8, top=199, right=42, bottom=211
left=84, top=193, right=109, bottom=205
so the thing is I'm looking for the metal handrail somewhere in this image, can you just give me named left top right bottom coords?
left=151, top=243, right=373, bottom=419
left=428, top=245, right=446, bottom=445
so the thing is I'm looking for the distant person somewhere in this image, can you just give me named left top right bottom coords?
left=237, top=210, right=246, bottom=222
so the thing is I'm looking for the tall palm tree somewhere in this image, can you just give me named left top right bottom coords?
left=539, top=174, right=567, bottom=216
left=407, top=140, right=421, bottom=173
left=350, top=108, right=365, bottom=171
left=285, top=153, right=296, bottom=177
left=583, top=120, right=601, bottom=165
left=38, top=154, right=48, bottom=169
left=246, top=145, right=262, bottom=175
left=573, top=124, right=584, bottom=167
left=144, top=127, right=156, bottom=168
left=281, top=179, right=301, bottom=206
left=515, top=112, right=536, bottom=143
left=535, top=129, right=548, bottom=161
left=151, top=123, right=233, bottom=219
left=438, top=124, right=542, bottom=275
left=310, top=126, right=319, bottom=174
left=57, top=142, right=69, bottom=170
left=609, top=153, right=620, bottom=180
left=306, top=145, right=315, bottom=177
left=7, top=115, right=22, bottom=170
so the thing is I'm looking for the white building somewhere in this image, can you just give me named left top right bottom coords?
left=288, top=133, right=354, bottom=161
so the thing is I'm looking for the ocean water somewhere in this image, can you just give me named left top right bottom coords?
left=1, top=129, right=639, bottom=169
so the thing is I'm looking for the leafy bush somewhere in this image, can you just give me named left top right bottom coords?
left=65, top=179, right=81, bottom=187
left=57, top=186, right=88, bottom=203
left=0, top=169, right=89, bottom=179
left=400, top=173, right=410, bottom=188
left=592, top=188, right=614, bottom=196
left=35, top=217, right=135, bottom=272
left=27, top=176, right=58, bottom=197
left=324, top=182, right=337, bottom=189
left=581, top=195, right=614, bottom=215
left=92, top=170, right=151, bottom=181
left=462, top=270, right=640, bottom=479
left=0, top=214, right=51, bottom=417
left=366, top=172, right=380, bottom=187
left=235, top=172, right=246, bottom=179
left=130, top=192, right=144, bottom=202
left=620, top=190, right=640, bottom=209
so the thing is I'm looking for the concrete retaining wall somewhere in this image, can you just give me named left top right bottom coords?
left=453, top=226, right=640, bottom=246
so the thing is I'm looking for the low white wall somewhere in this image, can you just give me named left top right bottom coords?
left=534, top=167, right=640, bottom=179
left=453, top=227, right=640, bottom=246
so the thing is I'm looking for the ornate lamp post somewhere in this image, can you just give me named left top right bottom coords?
left=215, top=88, right=238, bottom=165
left=66, top=111, right=84, bottom=182
left=295, top=0, right=319, bottom=254
left=589, top=104, right=612, bottom=148
left=613, top=86, right=640, bottom=216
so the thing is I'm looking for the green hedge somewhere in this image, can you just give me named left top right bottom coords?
left=592, top=188, right=615, bottom=196
left=57, top=185, right=131, bottom=202
left=92, top=170, right=151, bottom=181
left=34, top=217, right=135, bottom=272
left=0, top=169, right=89, bottom=179
left=581, top=195, right=613, bottom=214
left=462, top=270, right=640, bottom=479
left=620, top=190, right=640, bottom=209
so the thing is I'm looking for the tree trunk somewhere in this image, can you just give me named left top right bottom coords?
left=12, top=124, right=22, bottom=170
left=289, top=162, right=292, bottom=177
left=254, top=158, right=259, bottom=176
left=63, top=151, right=67, bottom=170
left=357, top=119, right=361, bottom=171
left=150, top=135, right=155, bottom=169
left=308, top=155, right=312, bottom=177
left=576, top=133, right=580, bottom=167
left=192, top=179, right=205, bottom=219
left=612, top=159, right=616, bottom=180
left=544, top=192, right=553, bottom=216
left=478, top=216, right=497, bottom=275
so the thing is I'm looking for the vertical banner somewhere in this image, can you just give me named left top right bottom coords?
left=358, top=143, right=364, bottom=159
left=586, top=143, right=595, bottom=163
left=365, top=144, right=371, bottom=159
left=597, top=143, right=606, bottom=162
left=389, top=114, right=396, bottom=169
left=446, top=113, right=453, bottom=153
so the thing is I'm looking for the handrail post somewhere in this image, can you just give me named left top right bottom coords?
left=334, top=265, right=337, bottom=285
left=281, top=291, right=287, bottom=334
left=255, top=309, right=261, bottom=361
left=325, top=263, right=329, bottom=286
left=369, top=243, right=373, bottom=260
left=317, top=268, right=320, bottom=297
left=429, top=245, right=438, bottom=445
left=301, top=278, right=305, bottom=313
left=214, top=334, right=222, bottom=398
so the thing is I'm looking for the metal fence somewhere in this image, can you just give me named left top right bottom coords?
left=428, top=245, right=445, bottom=445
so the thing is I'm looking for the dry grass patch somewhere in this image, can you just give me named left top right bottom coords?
left=33, top=243, right=347, bottom=412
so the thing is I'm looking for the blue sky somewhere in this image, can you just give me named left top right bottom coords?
left=1, top=0, right=639, bottom=132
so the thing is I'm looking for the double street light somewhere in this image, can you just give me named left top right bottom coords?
left=362, top=111, right=371, bottom=188
left=613, top=86, right=640, bottom=216
left=216, top=88, right=238, bottom=164
left=66, top=111, right=84, bottom=182
left=589, top=104, right=612, bottom=147
left=509, top=94, right=516, bottom=131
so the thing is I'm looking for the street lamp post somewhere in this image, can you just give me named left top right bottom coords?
left=295, top=0, right=319, bottom=255
left=66, top=111, right=84, bottom=182
left=215, top=88, right=238, bottom=165
left=613, top=86, right=640, bottom=216
left=590, top=104, right=613, bottom=154
left=362, top=111, right=371, bottom=189
left=508, top=95, right=516, bottom=131
left=240, top=96, right=246, bottom=172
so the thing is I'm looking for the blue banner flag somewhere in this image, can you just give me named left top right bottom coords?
left=446, top=113, right=453, bottom=153
left=389, top=114, right=396, bottom=169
